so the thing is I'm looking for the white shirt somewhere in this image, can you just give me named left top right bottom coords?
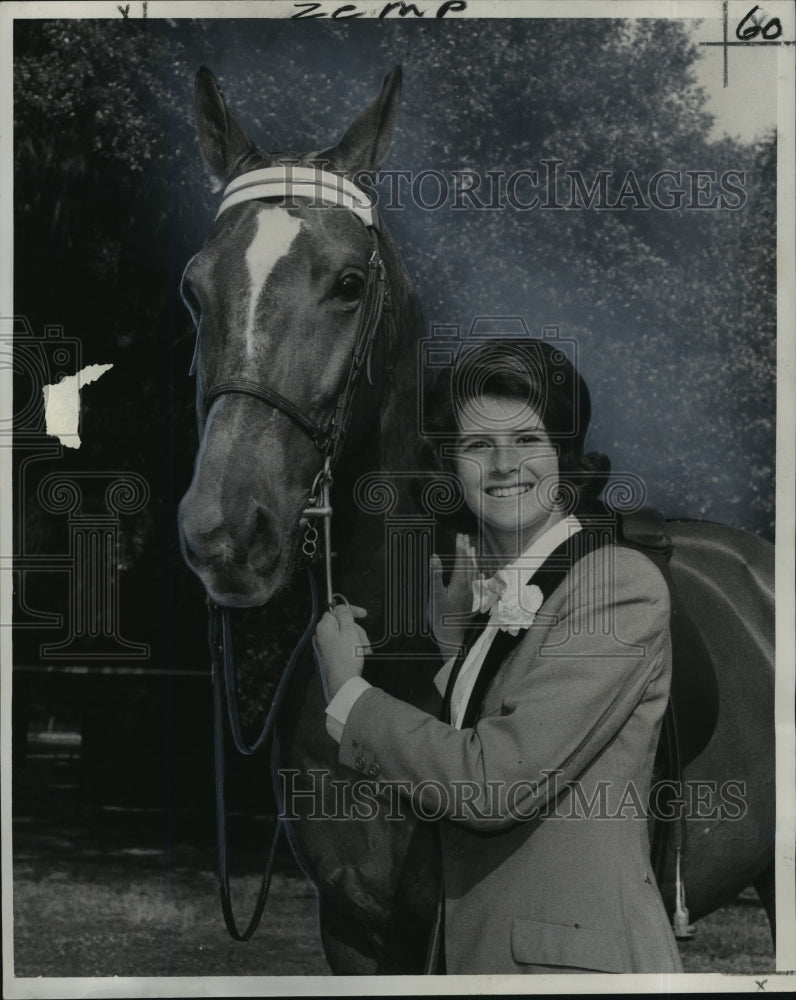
left=325, top=515, right=582, bottom=740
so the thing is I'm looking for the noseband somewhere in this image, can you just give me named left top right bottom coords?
left=203, top=165, right=389, bottom=606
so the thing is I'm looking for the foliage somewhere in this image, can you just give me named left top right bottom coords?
left=12, top=16, right=776, bottom=684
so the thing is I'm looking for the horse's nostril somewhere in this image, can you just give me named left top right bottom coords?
left=180, top=525, right=221, bottom=570
left=182, top=536, right=206, bottom=569
left=253, top=504, right=271, bottom=533
left=248, top=504, right=281, bottom=562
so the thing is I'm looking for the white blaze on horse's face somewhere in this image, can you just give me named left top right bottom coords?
left=243, top=208, right=303, bottom=358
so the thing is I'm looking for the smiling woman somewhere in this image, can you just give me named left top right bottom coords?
left=314, top=338, right=684, bottom=975
left=425, top=340, right=611, bottom=548
left=431, top=340, right=610, bottom=560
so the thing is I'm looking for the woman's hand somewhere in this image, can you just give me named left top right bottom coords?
left=429, top=532, right=479, bottom=655
left=314, top=604, right=372, bottom=701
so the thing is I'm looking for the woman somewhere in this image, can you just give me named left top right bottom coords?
left=315, top=339, right=683, bottom=975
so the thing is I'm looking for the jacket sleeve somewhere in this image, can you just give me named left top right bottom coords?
left=336, top=545, right=671, bottom=831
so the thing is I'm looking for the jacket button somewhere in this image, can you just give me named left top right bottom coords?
left=368, top=763, right=380, bottom=777
left=354, top=756, right=365, bottom=770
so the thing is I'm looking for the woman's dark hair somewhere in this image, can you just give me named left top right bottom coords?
left=423, top=338, right=610, bottom=530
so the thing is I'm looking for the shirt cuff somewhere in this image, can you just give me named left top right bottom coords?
left=324, top=675, right=372, bottom=743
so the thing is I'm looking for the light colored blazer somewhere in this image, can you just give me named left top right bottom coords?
left=337, top=544, right=683, bottom=975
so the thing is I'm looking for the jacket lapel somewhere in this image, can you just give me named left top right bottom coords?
left=460, top=627, right=522, bottom=728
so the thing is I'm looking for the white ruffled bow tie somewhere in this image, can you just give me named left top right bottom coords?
left=471, top=570, right=544, bottom=636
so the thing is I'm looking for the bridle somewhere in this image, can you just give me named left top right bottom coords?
left=199, top=164, right=391, bottom=941
left=203, top=164, right=390, bottom=607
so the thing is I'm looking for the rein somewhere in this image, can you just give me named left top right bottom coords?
left=209, top=572, right=319, bottom=940
left=203, top=165, right=389, bottom=940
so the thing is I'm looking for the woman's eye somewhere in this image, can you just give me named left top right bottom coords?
left=516, top=435, right=542, bottom=446
left=334, top=273, right=364, bottom=302
left=462, top=439, right=491, bottom=451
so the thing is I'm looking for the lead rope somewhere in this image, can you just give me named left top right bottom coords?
left=211, top=571, right=320, bottom=940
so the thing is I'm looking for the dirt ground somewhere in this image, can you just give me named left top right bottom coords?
left=10, top=734, right=775, bottom=981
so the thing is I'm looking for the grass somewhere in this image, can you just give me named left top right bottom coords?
left=678, top=889, right=775, bottom=975
left=12, top=865, right=775, bottom=979
left=13, top=864, right=331, bottom=977
left=10, top=736, right=776, bottom=980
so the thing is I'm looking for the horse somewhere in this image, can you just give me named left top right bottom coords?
left=177, top=66, right=775, bottom=973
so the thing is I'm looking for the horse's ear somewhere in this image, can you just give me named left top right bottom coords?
left=318, top=66, right=402, bottom=174
left=194, top=66, right=260, bottom=181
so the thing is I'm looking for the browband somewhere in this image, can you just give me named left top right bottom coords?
left=215, top=165, right=377, bottom=228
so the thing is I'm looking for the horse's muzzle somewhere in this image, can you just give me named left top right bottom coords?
left=178, top=494, right=288, bottom=607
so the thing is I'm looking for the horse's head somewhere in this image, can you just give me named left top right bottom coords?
left=178, top=66, right=406, bottom=607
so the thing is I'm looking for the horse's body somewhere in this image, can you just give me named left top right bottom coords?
left=178, top=68, right=775, bottom=973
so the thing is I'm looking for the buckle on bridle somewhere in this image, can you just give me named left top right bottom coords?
left=302, top=456, right=333, bottom=520
left=300, top=457, right=336, bottom=606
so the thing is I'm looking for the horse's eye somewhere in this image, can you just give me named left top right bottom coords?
left=334, top=273, right=365, bottom=302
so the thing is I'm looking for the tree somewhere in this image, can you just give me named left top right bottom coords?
left=12, top=15, right=776, bottom=684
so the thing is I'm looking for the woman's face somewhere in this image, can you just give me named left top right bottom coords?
left=454, top=392, right=564, bottom=546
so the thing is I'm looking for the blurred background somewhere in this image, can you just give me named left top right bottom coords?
left=10, top=13, right=776, bottom=977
